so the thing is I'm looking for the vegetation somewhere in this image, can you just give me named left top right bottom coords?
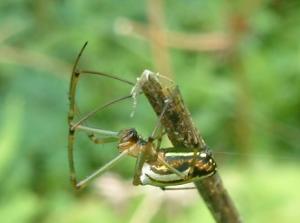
left=0, top=1, right=299, bottom=222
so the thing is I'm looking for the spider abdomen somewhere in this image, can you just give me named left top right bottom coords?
left=140, top=151, right=217, bottom=187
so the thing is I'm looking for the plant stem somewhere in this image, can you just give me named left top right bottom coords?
left=140, top=73, right=242, bottom=223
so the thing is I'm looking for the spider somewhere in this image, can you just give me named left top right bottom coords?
left=67, top=42, right=216, bottom=191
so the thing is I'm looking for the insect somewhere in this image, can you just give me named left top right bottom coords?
left=68, top=42, right=217, bottom=191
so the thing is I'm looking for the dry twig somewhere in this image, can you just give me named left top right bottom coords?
left=140, top=72, right=241, bottom=223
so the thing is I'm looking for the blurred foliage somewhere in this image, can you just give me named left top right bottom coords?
left=0, top=0, right=299, bottom=222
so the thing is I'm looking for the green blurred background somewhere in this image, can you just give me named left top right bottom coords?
left=0, top=0, right=299, bottom=222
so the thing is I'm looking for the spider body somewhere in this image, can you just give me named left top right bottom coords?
left=141, top=151, right=216, bottom=187
left=117, top=128, right=216, bottom=187
left=67, top=42, right=217, bottom=190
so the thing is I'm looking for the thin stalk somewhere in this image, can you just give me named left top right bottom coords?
left=140, top=72, right=241, bottom=223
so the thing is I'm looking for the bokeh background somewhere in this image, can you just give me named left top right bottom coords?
left=0, top=0, right=300, bottom=222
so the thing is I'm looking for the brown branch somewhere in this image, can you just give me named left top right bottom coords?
left=115, top=18, right=231, bottom=52
left=0, top=46, right=70, bottom=78
left=140, top=72, right=241, bottom=223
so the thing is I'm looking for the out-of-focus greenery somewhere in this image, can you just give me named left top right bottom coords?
left=0, top=1, right=299, bottom=223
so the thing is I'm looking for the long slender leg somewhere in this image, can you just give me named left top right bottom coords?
left=80, top=70, right=135, bottom=86
left=68, top=42, right=136, bottom=190
left=68, top=42, right=134, bottom=127
left=76, top=150, right=129, bottom=190
left=150, top=98, right=171, bottom=139
left=71, top=95, right=133, bottom=130
left=149, top=82, right=183, bottom=140
left=73, top=96, right=137, bottom=146
left=68, top=42, right=88, bottom=189
left=151, top=98, right=187, bottom=179
left=152, top=130, right=187, bottom=179
left=87, top=134, right=119, bottom=144
left=76, top=122, right=119, bottom=146
left=68, top=124, right=121, bottom=190
left=132, top=150, right=147, bottom=185
left=75, top=124, right=120, bottom=144
left=158, top=147, right=199, bottom=180
left=132, top=97, right=187, bottom=185
left=69, top=97, right=134, bottom=189
left=156, top=145, right=196, bottom=180
left=154, top=128, right=164, bottom=151
left=152, top=99, right=187, bottom=179
left=68, top=42, right=88, bottom=125
left=131, top=142, right=188, bottom=185
left=131, top=99, right=171, bottom=185
left=160, top=186, right=196, bottom=191
left=68, top=129, right=78, bottom=188
left=75, top=124, right=119, bottom=136
left=156, top=156, right=186, bottom=178
left=148, top=88, right=199, bottom=179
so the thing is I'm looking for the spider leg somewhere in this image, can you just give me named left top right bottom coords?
left=160, top=186, right=196, bottom=191
left=156, top=156, right=186, bottom=179
left=68, top=41, right=135, bottom=131
left=154, top=128, right=165, bottom=151
left=71, top=95, right=133, bottom=130
left=87, top=133, right=119, bottom=144
left=151, top=97, right=188, bottom=179
left=132, top=89, right=193, bottom=184
left=68, top=42, right=135, bottom=190
left=132, top=98, right=171, bottom=185
left=75, top=124, right=120, bottom=143
left=133, top=97, right=186, bottom=185
left=68, top=123, right=121, bottom=190
left=132, top=150, right=147, bottom=185
left=76, top=149, right=129, bottom=190
left=80, top=70, right=134, bottom=86
left=153, top=97, right=188, bottom=179
left=150, top=97, right=171, bottom=139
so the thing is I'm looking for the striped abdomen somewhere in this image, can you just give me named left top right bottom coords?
left=140, top=151, right=217, bottom=187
